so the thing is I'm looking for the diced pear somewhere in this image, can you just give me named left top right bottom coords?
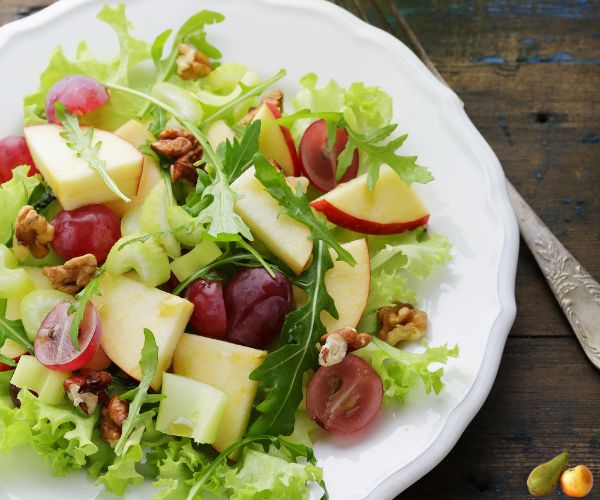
left=206, top=120, right=235, bottom=150
left=23, top=124, right=143, bottom=210
left=156, top=372, right=229, bottom=444
left=94, top=273, right=193, bottom=390
left=173, top=334, right=266, bottom=456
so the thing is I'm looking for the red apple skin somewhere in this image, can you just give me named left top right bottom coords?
left=311, top=198, right=430, bottom=235
left=263, top=102, right=301, bottom=176
left=0, top=355, right=22, bottom=372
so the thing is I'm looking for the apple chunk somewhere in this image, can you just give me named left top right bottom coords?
left=253, top=102, right=300, bottom=176
left=24, top=124, right=143, bottom=210
left=232, top=167, right=313, bottom=275
left=173, top=334, right=266, bottom=456
left=0, top=340, right=28, bottom=372
left=311, top=165, right=430, bottom=234
left=321, top=238, right=371, bottom=331
left=105, top=120, right=162, bottom=216
left=93, top=273, right=193, bottom=390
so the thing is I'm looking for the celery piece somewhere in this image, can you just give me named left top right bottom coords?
left=140, top=183, right=181, bottom=258
left=11, top=355, right=70, bottom=405
left=105, top=234, right=171, bottom=288
left=151, top=82, right=204, bottom=125
left=156, top=372, right=229, bottom=444
left=167, top=205, right=204, bottom=247
left=20, top=290, right=73, bottom=342
left=170, top=241, right=222, bottom=282
left=121, top=207, right=143, bottom=236
left=0, top=245, right=35, bottom=299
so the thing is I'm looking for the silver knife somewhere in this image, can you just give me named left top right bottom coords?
left=393, top=9, right=600, bottom=368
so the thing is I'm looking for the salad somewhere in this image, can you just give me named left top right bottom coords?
left=0, top=5, right=459, bottom=499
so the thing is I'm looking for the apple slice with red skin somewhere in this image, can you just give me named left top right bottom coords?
left=253, top=102, right=301, bottom=176
left=0, top=340, right=28, bottom=372
left=310, top=165, right=430, bottom=235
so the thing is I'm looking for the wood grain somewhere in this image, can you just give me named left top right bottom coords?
left=1, top=1, right=598, bottom=498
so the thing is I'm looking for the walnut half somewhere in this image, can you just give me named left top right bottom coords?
left=151, top=129, right=203, bottom=184
left=64, top=369, right=112, bottom=415
left=378, top=302, right=428, bottom=346
left=15, top=205, right=54, bottom=258
left=42, top=254, right=97, bottom=295
left=318, top=327, right=371, bottom=367
left=176, top=43, right=212, bottom=80
left=100, top=396, right=129, bottom=447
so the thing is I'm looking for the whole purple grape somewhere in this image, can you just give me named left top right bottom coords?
left=224, top=268, right=294, bottom=348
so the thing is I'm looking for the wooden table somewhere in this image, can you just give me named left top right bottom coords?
left=2, top=1, right=599, bottom=498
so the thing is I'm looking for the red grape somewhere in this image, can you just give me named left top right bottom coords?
left=185, top=276, right=227, bottom=339
left=0, top=136, right=39, bottom=183
left=35, top=301, right=101, bottom=372
left=52, top=204, right=121, bottom=264
left=45, top=75, right=109, bottom=124
left=224, top=268, right=293, bottom=349
left=299, top=119, right=359, bottom=192
left=307, top=354, right=383, bottom=434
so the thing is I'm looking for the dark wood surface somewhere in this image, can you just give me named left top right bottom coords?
left=1, top=0, right=599, bottom=498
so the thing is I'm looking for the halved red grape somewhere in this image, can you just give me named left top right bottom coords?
left=45, top=75, right=109, bottom=124
left=224, top=268, right=293, bottom=349
left=299, top=119, right=359, bottom=192
left=52, top=204, right=121, bottom=264
left=0, top=136, right=39, bottom=183
left=35, top=301, right=101, bottom=372
left=185, top=276, right=227, bottom=339
left=307, top=354, right=383, bottom=435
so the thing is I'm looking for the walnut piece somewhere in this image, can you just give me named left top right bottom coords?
left=176, top=43, right=212, bottom=80
left=318, top=327, right=371, bottom=367
left=239, top=90, right=285, bottom=125
left=15, top=205, right=54, bottom=259
left=100, top=396, right=129, bottom=447
left=378, top=302, right=428, bottom=346
left=42, top=254, right=97, bottom=295
left=64, top=369, right=112, bottom=415
left=151, top=129, right=203, bottom=183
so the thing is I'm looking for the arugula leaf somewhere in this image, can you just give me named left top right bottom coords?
left=347, top=126, right=433, bottom=189
left=355, top=337, right=459, bottom=404
left=0, top=300, right=34, bottom=363
left=148, top=106, right=168, bottom=138
left=105, top=83, right=253, bottom=242
left=67, top=269, right=104, bottom=350
left=114, top=328, right=158, bottom=456
left=253, top=153, right=355, bottom=266
left=370, top=228, right=452, bottom=278
left=222, top=120, right=261, bottom=183
left=248, top=240, right=336, bottom=436
left=140, top=10, right=225, bottom=118
left=55, top=104, right=130, bottom=202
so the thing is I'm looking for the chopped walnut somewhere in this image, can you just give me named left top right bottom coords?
left=378, top=302, right=428, bottom=346
left=15, top=205, right=54, bottom=258
left=151, top=129, right=203, bottom=183
left=318, top=327, right=372, bottom=367
left=100, top=396, right=129, bottom=447
left=176, top=43, right=212, bottom=80
left=64, top=369, right=112, bottom=415
left=239, top=90, right=285, bottom=125
left=42, top=254, right=97, bottom=295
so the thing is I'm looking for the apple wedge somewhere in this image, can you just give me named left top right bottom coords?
left=293, top=239, right=371, bottom=331
left=0, top=340, right=27, bottom=372
left=232, top=167, right=313, bottom=275
left=207, top=119, right=236, bottom=150
left=24, top=124, right=143, bottom=210
left=93, top=273, right=193, bottom=390
left=311, top=165, right=430, bottom=234
left=173, top=334, right=266, bottom=456
left=253, top=102, right=300, bottom=176
left=105, top=120, right=162, bottom=216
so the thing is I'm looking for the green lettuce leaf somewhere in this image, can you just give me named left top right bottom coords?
left=24, top=3, right=150, bottom=129
left=223, top=447, right=323, bottom=500
left=357, top=269, right=416, bottom=333
left=0, top=166, right=41, bottom=245
left=355, top=337, right=459, bottom=404
left=370, top=228, right=453, bottom=278
left=97, top=426, right=145, bottom=495
left=0, top=385, right=99, bottom=476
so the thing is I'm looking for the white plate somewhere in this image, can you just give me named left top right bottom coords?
left=0, top=0, right=519, bottom=498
